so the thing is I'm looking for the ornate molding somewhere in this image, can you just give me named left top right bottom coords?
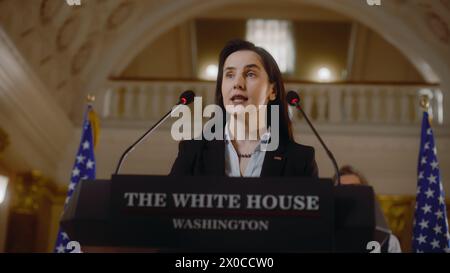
left=40, top=0, right=64, bottom=25
left=0, top=126, right=9, bottom=154
left=0, top=25, right=75, bottom=184
left=6, top=170, right=67, bottom=253
left=10, top=170, right=67, bottom=214
left=107, top=1, right=135, bottom=31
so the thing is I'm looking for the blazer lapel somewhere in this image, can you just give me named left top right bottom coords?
left=260, top=141, right=288, bottom=177
left=201, top=139, right=288, bottom=177
left=202, top=140, right=225, bottom=176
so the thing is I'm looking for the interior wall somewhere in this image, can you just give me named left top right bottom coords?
left=120, top=22, right=194, bottom=79
left=350, top=23, right=425, bottom=82
left=120, top=18, right=424, bottom=83
left=195, top=18, right=246, bottom=79
left=291, top=21, right=351, bottom=81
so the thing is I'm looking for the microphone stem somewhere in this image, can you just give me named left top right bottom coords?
left=295, top=104, right=341, bottom=186
left=114, top=104, right=182, bottom=175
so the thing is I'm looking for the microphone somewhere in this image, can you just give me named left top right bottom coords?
left=286, top=90, right=341, bottom=186
left=114, top=90, right=196, bottom=175
left=178, top=90, right=195, bottom=105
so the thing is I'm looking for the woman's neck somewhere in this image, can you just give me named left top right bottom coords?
left=228, top=115, right=267, bottom=143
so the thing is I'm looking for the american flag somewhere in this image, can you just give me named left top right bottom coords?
left=412, top=111, right=450, bottom=253
left=54, top=105, right=97, bottom=253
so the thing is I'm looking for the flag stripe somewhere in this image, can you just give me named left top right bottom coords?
left=54, top=105, right=96, bottom=253
left=412, top=111, right=450, bottom=253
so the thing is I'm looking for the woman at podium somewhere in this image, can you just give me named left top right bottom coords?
left=170, top=39, right=318, bottom=178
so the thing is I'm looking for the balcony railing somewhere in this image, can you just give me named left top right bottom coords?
left=102, top=79, right=443, bottom=127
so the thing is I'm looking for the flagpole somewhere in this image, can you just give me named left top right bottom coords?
left=54, top=96, right=98, bottom=253
left=86, top=94, right=95, bottom=104
left=412, top=95, right=450, bottom=253
left=419, top=95, right=432, bottom=125
left=85, top=94, right=100, bottom=149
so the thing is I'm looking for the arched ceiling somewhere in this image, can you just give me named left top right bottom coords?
left=0, top=0, right=449, bottom=123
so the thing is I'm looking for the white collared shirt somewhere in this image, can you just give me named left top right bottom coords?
left=224, top=123, right=271, bottom=177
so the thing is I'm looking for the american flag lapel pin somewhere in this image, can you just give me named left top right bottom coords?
left=274, top=156, right=282, bottom=160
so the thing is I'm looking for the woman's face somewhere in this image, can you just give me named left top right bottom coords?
left=221, top=50, right=275, bottom=112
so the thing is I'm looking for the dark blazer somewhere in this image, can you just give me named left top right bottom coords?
left=170, top=139, right=318, bottom=177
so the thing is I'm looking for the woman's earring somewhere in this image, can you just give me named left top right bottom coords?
left=269, top=93, right=276, bottom=101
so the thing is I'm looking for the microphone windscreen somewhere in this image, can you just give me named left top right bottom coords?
left=286, top=90, right=300, bottom=106
left=179, top=90, right=195, bottom=105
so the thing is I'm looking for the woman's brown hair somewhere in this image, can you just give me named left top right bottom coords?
left=215, top=39, right=293, bottom=142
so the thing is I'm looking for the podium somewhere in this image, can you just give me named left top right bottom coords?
left=60, top=175, right=378, bottom=252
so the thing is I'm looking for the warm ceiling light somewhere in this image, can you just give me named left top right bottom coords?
left=204, top=64, right=218, bottom=80
left=317, top=67, right=332, bottom=82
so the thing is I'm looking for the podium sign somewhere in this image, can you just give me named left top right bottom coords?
left=110, top=175, right=334, bottom=252
left=61, top=176, right=375, bottom=252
